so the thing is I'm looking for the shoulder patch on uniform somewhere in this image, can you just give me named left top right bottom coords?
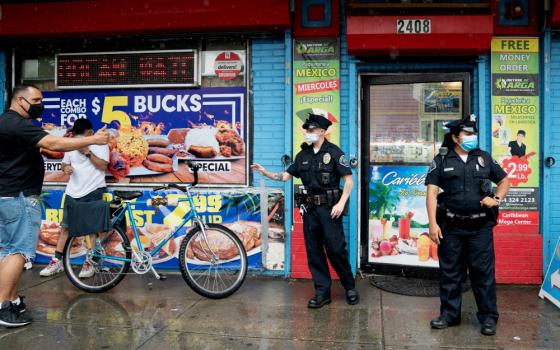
left=339, top=155, right=349, bottom=167
left=428, top=160, right=437, bottom=173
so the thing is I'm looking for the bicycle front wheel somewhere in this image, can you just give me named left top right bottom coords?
left=179, top=223, right=248, bottom=299
left=63, top=225, right=131, bottom=293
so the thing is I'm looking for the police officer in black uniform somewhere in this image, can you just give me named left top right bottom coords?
left=425, top=115, right=510, bottom=336
left=251, top=113, right=359, bottom=308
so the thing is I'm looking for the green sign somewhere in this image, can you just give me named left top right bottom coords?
left=491, top=37, right=540, bottom=234
left=293, top=38, right=340, bottom=184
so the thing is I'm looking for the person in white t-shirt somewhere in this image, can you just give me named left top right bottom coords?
left=40, top=119, right=109, bottom=278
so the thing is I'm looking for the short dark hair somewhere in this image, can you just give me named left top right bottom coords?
left=517, top=130, right=526, bottom=136
left=11, top=84, right=40, bottom=100
left=71, top=118, right=93, bottom=135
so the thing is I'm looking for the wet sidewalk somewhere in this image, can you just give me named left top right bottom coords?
left=1, top=267, right=559, bottom=350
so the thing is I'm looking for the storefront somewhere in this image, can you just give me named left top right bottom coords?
left=0, top=0, right=292, bottom=275
left=0, top=0, right=553, bottom=285
left=333, top=0, right=543, bottom=283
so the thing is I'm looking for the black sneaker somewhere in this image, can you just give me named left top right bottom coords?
left=12, top=295, right=26, bottom=314
left=0, top=301, right=32, bottom=328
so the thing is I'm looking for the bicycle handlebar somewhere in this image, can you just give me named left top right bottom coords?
left=152, top=162, right=200, bottom=192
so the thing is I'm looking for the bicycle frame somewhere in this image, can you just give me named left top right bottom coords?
left=94, top=188, right=201, bottom=263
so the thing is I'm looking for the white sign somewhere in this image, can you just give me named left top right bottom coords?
left=201, top=50, right=246, bottom=77
left=540, top=237, right=560, bottom=309
left=397, top=19, right=431, bottom=34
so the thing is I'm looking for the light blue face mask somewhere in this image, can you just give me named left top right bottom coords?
left=459, top=134, right=478, bottom=152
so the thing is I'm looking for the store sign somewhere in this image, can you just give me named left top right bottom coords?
left=34, top=189, right=286, bottom=272
left=396, top=19, right=431, bottom=34
left=39, top=87, right=247, bottom=186
left=214, top=51, right=243, bottom=81
left=368, top=166, right=438, bottom=267
left=56, top=50, right=198, bottom=89
left=293, top=38, right=340, bottom=184
left=491, top=38, right=540, bottom=234
left=539, top=236, right=560, bottom=309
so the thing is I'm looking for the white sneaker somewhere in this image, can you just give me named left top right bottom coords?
left=39, top=258, right=63, bottom=277
left=78, top=261, right=95, bottom=279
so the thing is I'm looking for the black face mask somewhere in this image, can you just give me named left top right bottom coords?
left=22, top=98, right=45, bottom=119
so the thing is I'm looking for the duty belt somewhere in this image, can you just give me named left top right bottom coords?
left=437, top=204, right=488, bottom=225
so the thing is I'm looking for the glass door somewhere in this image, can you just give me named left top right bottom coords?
left=361, top=73, right=470, bottom=269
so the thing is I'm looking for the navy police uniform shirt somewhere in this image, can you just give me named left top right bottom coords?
left=287, top=140, right=351, bottom=192
left=425, top=148, right=507, bottom=215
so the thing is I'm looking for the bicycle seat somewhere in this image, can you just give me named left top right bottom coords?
left=114, top=191, right=143, bottom=200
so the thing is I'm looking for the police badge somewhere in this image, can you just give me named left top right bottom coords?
left=323, top=153, right=331, bottom=164
left=478, top=156, right=486, bottom=168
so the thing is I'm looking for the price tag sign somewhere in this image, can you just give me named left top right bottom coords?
left=502, top=156, right=532, bottom=186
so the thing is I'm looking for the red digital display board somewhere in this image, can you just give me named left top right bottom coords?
left=56, top=50, right=197, bottom=89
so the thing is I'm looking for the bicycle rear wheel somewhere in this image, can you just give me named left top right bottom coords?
left=179, top=223, right=248, bottom=299
left=63, top=225, right=131, bottom=293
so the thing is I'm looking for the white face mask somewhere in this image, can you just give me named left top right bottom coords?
left=304, top=132, right=319, bottom=144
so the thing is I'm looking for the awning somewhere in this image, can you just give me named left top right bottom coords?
left=552, top=0, right=560, bottom=27
left=0, top=0, right=290, bottom=38
left=347, top=15, right=493, bottom=56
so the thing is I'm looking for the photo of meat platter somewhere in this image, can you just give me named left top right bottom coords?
left=169, top=121, right=246, bottom=161
left=128, top=224, right=180, bottom=263
left=37, top=221, right=87, bottom=257
left=185, top=221, right=263, bottom=264
left=107, top=126, right=180, bottom=179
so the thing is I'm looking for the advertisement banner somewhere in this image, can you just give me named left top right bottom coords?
left=293, top=38, right=340, bottom=184
left=368, top=166, right=438, bottom=268
left=35, top=188, right=285, bottom=271
left=491, top=38, right=540, bottom=233
left=539, top=237, right=560, bottom=309
left=39, top=87, right=247, bottom=186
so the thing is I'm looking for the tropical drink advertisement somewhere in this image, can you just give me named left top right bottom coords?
left=368, top=166, right=438, bottom=267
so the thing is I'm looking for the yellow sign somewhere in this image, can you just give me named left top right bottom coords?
left=491, top=38, right=539, bottom=53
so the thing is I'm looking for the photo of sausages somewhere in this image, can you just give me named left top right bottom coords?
left=143, top=160, right=173, bottom=173
left=147, top=139, right=170, bottom=148
left=148, top=147, right=177, bottom=157
left=147, top=153, right=172, bottom=164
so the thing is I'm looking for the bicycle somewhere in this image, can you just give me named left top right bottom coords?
left=62, top=164, right=248, bottom=299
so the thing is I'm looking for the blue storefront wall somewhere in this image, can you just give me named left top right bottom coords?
left=251, top=33, right=293, bottom=276
left=543, top=30, right=560, bottom=273
left=0, top=51, right=5, bottom=113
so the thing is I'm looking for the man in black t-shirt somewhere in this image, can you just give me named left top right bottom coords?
left=0, top=84, right=109, bottom=328
left=508, top=130, right=526, bottom=157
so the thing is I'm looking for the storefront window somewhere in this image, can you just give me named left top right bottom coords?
left=14, top=37, right=250, bottom=187
left=368, top=80, right=465, bottom=164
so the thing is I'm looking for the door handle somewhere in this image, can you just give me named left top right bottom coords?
left=349, top=157, right=359, bottom=169
left=546, top=157, right=556, bottom=168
